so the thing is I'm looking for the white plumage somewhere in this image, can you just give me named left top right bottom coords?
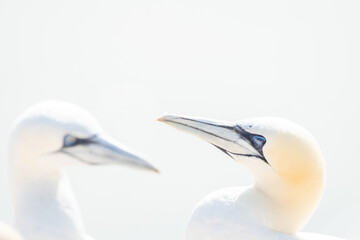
left=1, top=101, right=158, bottom=240
left=159, top=115, right=345, bottom=240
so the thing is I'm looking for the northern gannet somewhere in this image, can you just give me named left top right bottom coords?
left=159, top=115, right=345, bottom=240
left=3, top=101, right=158, bottom=240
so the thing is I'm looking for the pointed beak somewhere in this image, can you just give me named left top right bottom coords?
left=61, top=135, right=159, bottom=173
left=158, top=115, right=240, bottom=151
left=158, top=114, right=266, bottom=162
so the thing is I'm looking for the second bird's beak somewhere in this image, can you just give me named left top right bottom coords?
left=61, top=135, right=159, bottom=173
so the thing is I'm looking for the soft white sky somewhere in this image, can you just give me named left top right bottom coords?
left=0, top=0, right=359, bottom=239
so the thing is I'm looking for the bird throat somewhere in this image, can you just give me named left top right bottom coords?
left=10, top=164, right=90, bottom=240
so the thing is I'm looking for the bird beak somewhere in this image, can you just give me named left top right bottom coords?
left=158, top=114, right=264, bottom=161
left=61, top=135, right=159, bottom=173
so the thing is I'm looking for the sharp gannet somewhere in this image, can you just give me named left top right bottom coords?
left=159, top=115, right=345, bottom=240
left=3, top=100, right=158, bottom=240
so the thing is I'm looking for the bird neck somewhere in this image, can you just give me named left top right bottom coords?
left=249, top=172, right=324, bottom=235
left=10, top=162, right=92, bottom=240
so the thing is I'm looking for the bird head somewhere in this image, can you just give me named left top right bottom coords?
left=158, top=114, right=324, bottom=200
left=9, top=100, right=158, bottom=173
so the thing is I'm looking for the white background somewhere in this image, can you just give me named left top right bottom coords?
left=0, top=0, right=359, bottom=239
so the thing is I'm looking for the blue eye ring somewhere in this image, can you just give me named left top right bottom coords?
left=64, top=134, right=78, bottom=147
left=252, top=135, right=266, bottom=147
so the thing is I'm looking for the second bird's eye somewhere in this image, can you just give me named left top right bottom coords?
left=63, top=134, right=78, bottom=147
left=252, top=135, right=266, bottom=147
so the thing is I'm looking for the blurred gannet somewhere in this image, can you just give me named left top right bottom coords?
left=159, top=115, right=345, bottom=240
left=2, top=101, right=158, bottom=240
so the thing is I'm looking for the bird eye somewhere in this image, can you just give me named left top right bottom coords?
left=63, top=134, right=78, bottom=147
left=252, top=135, right=266, bottom=147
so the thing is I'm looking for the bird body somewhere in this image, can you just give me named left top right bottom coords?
left=159, top=115, right=345, bottom=240
left=1, top=101, right=158, bottom=240
left=187, top=187, right=344, bottom=240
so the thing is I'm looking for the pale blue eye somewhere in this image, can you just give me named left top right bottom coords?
left=64, top=135, right=77, bottom=147
left=252, top=135, right=266, bottom=147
